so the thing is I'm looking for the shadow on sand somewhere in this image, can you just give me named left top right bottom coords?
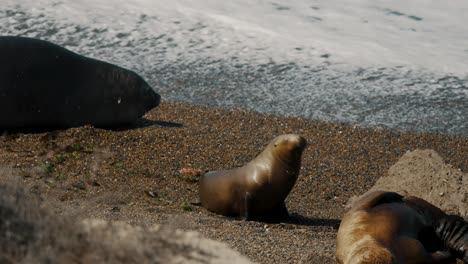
left=129, top=118, right=183, bottom=129
left=106, top=118, right=183, bottom=131
left=288, top=213, right=341, bottom=229
left=220, top=212, right=341, bottom=228
left=0, top=118, right=183, bottom=135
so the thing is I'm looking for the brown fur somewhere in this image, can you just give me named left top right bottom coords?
left=336, top=191, right=455, bottom=264
left=198, top=134, right=306, bottom=221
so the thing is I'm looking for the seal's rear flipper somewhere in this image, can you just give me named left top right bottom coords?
left=351, top=191, right=403, bottom=211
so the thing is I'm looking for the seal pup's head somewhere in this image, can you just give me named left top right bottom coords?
left=267, top=134, right=307, bottom=163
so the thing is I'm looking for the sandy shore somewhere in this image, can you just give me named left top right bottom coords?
left=1, top=102, right=467, bottom=263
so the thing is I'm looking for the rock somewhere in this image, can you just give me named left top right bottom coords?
left=81, top=219, right=254, bottom=264
left=0, top=180, right=253, bottom=264
left=348, top=149, right=467, bottom=217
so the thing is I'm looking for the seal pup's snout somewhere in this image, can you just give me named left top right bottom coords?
left=282, top=134, right=307, bottom=151
left=295, top=135, right=307, bottom=150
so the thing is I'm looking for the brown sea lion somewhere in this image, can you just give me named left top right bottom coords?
left=435, top=215, right=468, bottom=263
left=336, top=191, right=455, bottom=264
left=198, top=134, right=306, bottom=222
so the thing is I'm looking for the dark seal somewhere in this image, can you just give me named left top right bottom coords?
left=198, top=134, right=306, bottom=222
left=0, top=36, right=160, bottom=129
left=435, top=215, right=468, bottom=263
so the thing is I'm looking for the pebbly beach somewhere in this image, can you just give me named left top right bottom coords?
left=1, top=101, right=466, bottom=263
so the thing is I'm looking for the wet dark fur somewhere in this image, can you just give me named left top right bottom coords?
left=435, top=215, right=468, bottom=263
left=0, top=36, right=160, bottom=129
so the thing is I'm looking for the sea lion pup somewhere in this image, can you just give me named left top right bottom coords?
left=0, top=36, right=160, bottom=129
left=435, top=215, right=468, bottom=263
left=336, top=191, right=454, bottom=264
left=198, top=134, right=306, bottom=222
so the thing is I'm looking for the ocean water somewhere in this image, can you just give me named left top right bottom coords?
left=1, top=0, right=467, bottom=134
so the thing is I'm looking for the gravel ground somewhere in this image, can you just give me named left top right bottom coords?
left=0, top=101, right=467, bottom=263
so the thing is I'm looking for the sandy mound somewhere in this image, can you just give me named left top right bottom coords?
left=348, top=149, right=467, bottom=217
left=0, top=180, right=252, bottom=264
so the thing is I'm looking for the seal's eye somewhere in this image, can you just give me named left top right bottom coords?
left=274, top=143, right=278, bottom=147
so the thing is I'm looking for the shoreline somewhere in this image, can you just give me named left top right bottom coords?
left=159, top=100, right=468, bottom=137
left=0, top=101, right=467, bottom=263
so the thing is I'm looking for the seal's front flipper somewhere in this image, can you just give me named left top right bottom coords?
left=427, top=251, right=456, bottom=264
left=256, top=202, right=290, bottom=223
left=270, top=202, right=290, bottom=222
left=393, top=237, right=456, bottom=264
left=351, top=191, right=403, bottom=211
